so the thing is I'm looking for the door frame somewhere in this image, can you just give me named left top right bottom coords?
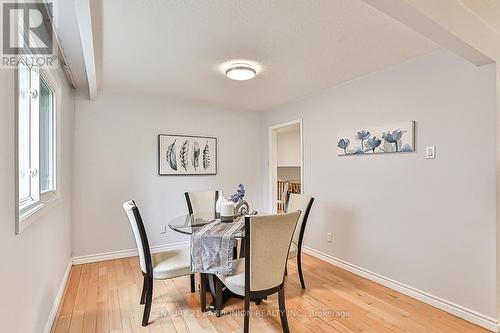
left=268, top=118, right=303, bottom=213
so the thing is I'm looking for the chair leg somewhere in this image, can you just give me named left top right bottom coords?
left=278, top=287, right=290, bottom=333
left=215, top=277, right=223, bottom=317
left=233, top=243, right=238, bottom=260
left=190, top=274, right=196, bottom=293
left=297, top=252, right=305, bottom=289
left=140, top=276, right=147, bottom=304
left=244, top=294, right=250, bottom=333
left=200, top=273, right=207, bottom=312
left=142, top=277, right=153, bottom=327
left=239, top=240, right=245, bottom=258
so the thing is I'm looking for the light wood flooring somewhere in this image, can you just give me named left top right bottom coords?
left=51, top=254, right=489, bottom=333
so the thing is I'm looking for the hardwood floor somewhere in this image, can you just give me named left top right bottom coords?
left=51, top=254, right=488, bottom=333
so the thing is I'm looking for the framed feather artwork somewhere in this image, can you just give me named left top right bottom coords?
left=158, top=134, right=217, bottom=175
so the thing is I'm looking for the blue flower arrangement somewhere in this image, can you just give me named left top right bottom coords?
left=230, top=184, right=246, bottom=203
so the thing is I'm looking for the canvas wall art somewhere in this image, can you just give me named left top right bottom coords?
left=158, top=134, right=217, bottom=175
left=337, top=121, right=415, bottom=156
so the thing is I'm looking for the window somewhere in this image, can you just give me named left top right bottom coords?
left=17, top=60, right=57, bottom=228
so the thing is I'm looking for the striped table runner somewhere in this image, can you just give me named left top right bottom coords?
left=190, top=219, right=244, bottom=274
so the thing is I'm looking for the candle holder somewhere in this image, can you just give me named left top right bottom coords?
left=220, top=201, right=235, bottom=223
left=220, top=215, right=234, bottom=223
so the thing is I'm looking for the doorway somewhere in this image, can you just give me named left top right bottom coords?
left=269, top=119, right=303, bottom=213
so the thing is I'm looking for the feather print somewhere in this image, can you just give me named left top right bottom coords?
left=192, top=141, right=200, bottom=171
left=203, top=141, right=210, bottom=170
left=180, top=140, right=189, bottom=171
left=166, top=139, right=177, bottom=171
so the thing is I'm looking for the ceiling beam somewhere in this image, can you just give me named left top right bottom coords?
left=362, top=0, right=499, bottom=65
left=75, top=0, right=97, bottom=100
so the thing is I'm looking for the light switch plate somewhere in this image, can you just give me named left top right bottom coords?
left=426, top=146, right=436, bottom=159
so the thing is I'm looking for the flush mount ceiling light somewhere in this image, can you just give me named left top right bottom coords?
left=224, top=62, right=257, bottom=81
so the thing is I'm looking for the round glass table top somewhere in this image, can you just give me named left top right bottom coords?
left=168, top=212, right=245, bottom=237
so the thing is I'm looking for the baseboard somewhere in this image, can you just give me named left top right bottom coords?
left=302, top=246, right=499, bottom=333
left=71, top=241, right=190, bottom=265
left=43, top=258, right=72, bottom=333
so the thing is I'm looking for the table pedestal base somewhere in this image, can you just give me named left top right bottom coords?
left=203, top=274, right=264, bottom=317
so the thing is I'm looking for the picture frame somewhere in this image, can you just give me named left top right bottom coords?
left=337, top=121, right=415, bottom=156
left=158, top=134, right=217, bottom=175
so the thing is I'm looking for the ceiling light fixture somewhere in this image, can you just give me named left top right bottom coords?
left=225, top=63, right=257, bottom=81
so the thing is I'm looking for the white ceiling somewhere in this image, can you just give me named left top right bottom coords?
left=56, top=0, right=87, bottom=88
left=461, top=0, right=500, bottom=34
left=86, top=0, right=439, bottom=111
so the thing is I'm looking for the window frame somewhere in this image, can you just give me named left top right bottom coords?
left=39, top=75, right=56, bottom=196
left=15, top=60, right=62, bottom=234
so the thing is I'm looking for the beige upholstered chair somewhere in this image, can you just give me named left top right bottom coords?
left=184, top=190, right=219, bottom=220
left=215, top=211, right=301, bottom=333
left=285, top=193, right=314, bottom=289
left=123, top=201, right=191, bottom=326
left=184, top=190, right=220, bottom=291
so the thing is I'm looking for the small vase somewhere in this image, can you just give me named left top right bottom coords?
left=215, top=191, right=225, bottom=218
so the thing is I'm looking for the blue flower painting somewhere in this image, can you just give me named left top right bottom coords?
left=356, top=130, right=371, bottom=151
left=365, top=136, right=382, bottom=153
left=337, top=121, right=414, bottom=156
left=382, top=129, right=405, bottom=152
left=337, top=138, right=350, bottom=154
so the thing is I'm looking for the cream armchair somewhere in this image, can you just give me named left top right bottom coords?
left=123, top=201, right=192, bottom=326
left=215, top=211, right=301, bottom=333
left=285, top=193, right=315, bottom=289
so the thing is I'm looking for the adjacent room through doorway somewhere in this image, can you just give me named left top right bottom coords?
left=269, top=119, right=303, bottom=213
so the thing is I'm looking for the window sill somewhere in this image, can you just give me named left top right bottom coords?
left=17, top=194, right=61, bottom=234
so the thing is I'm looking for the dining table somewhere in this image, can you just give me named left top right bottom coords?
left=168, top=212, right=260, bottom=316
left=168, top=213, right=245, bottom=237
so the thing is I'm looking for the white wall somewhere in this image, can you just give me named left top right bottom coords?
left=497, top=65, right=500, bottom=323
left=277, top=129, right=301, bottom=166
left=0, top=68, right=75, bottom=332
left=72, top=91, right=263, bottom=257
left=262, top=51, right=497, bottom=319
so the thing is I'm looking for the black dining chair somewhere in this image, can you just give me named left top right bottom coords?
left=285, top=193, right=315, bottom=289
left=215, top=211, right=301, bottom=333
left=122, top=200, right=192, bottom=326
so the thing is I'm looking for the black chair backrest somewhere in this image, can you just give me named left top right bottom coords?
left=123, top=200, right=153, bottom=277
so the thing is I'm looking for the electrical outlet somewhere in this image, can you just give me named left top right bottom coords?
left=327, top=233, right=332, bottom=243
left=426, top=146, right=436, bottom=159
left=160, top=225, right=167, bottom=234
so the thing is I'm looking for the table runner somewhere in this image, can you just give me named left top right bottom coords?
left=190, top=219, right=244, bottom=274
